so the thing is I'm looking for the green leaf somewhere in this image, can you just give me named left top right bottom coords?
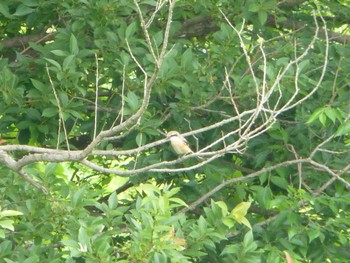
left=231, top=202, right=250, bottom=219
left=298, top=59, right=310, bottom=73
left=61, top=239, right=79, bottom=249
left=0, top=210, right=23, bottom=217
left=136, top=132, right=146, bottom=146
left=181, top=83, right=190, bottom=97
left=240, top=217, right=252, bottom=230
left=23, top=256, right=39, bottom=263
left=335, top=121, right=350, bottom=136
left=30, top=79, right=46, bottom=92
left=288, top=227, right=298, bottom=240
left=130, top=217, right=142, bottom=229
left=125, top=91, right=140, bottom=112
left=231, top=202, right=251, bottom=228
left=306, top=108, right=324, bottom=124
left=70, top=34, right=79, bottom=55
left=256, top=187, right=272, bottom=209
left=181, top=48, right=193, bottom=70
left=21, top=0, right=40, bottom=8
left=308, top=228, right=321, bottom=243
left=222, top=217, right=235, bottom=228
left=0, top=3, right=13, bottom=18
left=14, top=5, right=34, bottom=16
left=271, top=176, right=289, bottom=190
left=221, top=244, right=240, bottom=256
left=44, top=58, right=62, bottom=71
left=72, top=187, right=86, bottom=207
left=248, top=3, right=260, bottom=12
left=138, top=184, right=160, bottom=196
left=58, top=92, right=69, bottom=107
left=198, top=216, right=207, bottom=232
left=215, top=201, right=229, bottom=215
left=268, top=128, right=288, bottom=142
left=120, top=51, right=130, bottom=65
left=319, top=112, right=327, bottom=126
left=158, top=195, right=168, bottom=213
left=169, top=197, right=187, bottom=207
left=258, top=10, right=268, bottom=25
left=63, top=54, right=76, bottom=69
left=153, top=31, right=164, bottom=47
left=45, top=163, right=58, bottom=176
left=168, top=79, right=183, bottom=88
left=0, top=219, right=14, bottom=231
left=78, top=226, right=90, bottom=250
left=125, top=22, right=137, bottom=38
left=167, top=187, right=181, bottom=197
left=108, top=192, right=118, bottom=210
left=66, top=109, right=84, bottom=120
left=243, top=230, right=257, bottom=252
left=42, top=107, right=58, bottom=117
left=154, top=252, right=166, bottom=263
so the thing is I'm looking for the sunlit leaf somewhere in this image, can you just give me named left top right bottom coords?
left=335, top=121, right=350, bottom=136
left=108, top=192, right=118, bottom=210
left=0, top=219, right=14, bottom=231
left=231, top=202, right=251, bottom=219
left=0, top=210, right=23, bottom=217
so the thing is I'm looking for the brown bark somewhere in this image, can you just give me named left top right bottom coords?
left=1, top=32, right=56, bottom=49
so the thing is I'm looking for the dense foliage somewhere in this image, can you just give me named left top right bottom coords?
left=0, top=0, right=350, bottom=262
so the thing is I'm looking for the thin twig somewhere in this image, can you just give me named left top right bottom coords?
left=46, top=64, right=70, bottom=151
left=94, top=52, right=99, bottom=139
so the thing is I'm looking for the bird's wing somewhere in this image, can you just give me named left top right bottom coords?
left=182, top=136, right=189, bottom=145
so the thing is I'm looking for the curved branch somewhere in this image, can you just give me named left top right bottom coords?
left=0, top=150, right=48, bottom=194
left=76, top=1, right=176, bottom=159
left=179, top=156, right=350, bottom=213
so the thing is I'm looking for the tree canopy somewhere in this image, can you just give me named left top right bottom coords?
left=0, top=0, right=350, bottom=262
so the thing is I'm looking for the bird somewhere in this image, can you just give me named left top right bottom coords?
left=166, top=131, right=194, bottom=156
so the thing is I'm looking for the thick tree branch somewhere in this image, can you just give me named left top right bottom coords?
left=0, top=32, right=56, bottom=49
left=266, top=15, right=350, bottom=44
left=278, top=0, right=308, bottom=8
left=0, top=150, right=48, bottom=194
left=0, top=2, right=347, bottom=204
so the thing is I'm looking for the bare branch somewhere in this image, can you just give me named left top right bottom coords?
left=46, top=64, right=70, bottom=151
left=179, top=159, right=307, bottom=213
left=93, top=52, right=99, bottom=139
left=0, top=150, right=48, bottom=194
left=1, top=2, right=344, bottom=203
left=179, top=155, right=350, bottom=213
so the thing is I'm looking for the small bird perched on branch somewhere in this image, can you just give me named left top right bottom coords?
left=166, top=131, right=194, bottom=156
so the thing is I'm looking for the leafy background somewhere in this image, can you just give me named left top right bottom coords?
left=0, top=0, right=350, bottom=262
